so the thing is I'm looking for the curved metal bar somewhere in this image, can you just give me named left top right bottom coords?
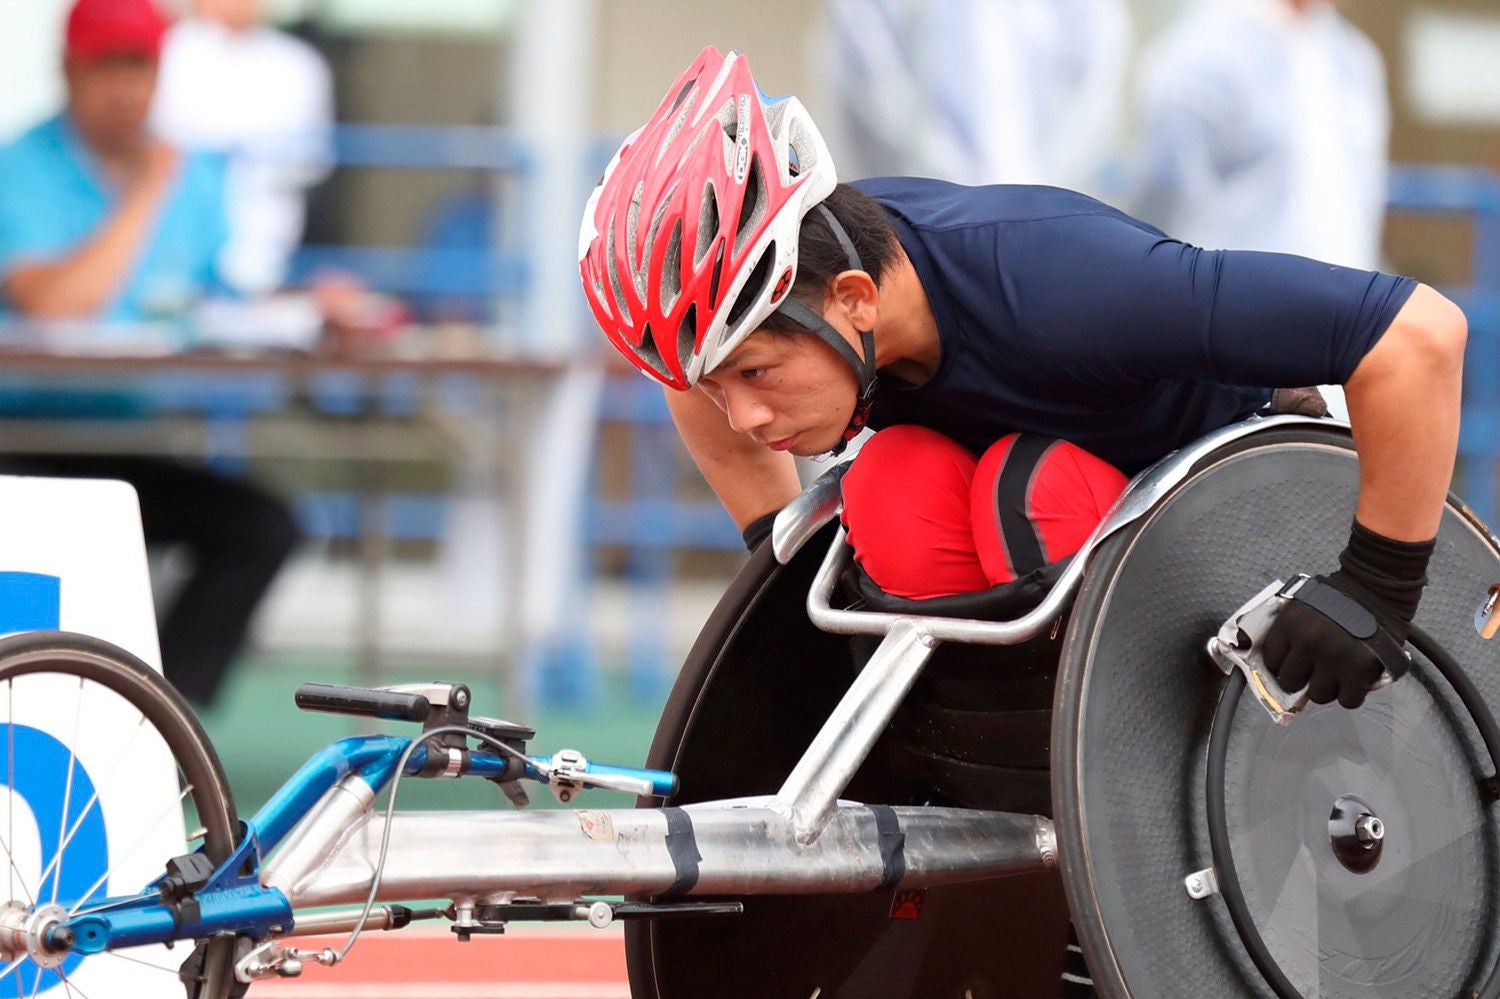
left=772, top=457, right=854, bottom=564
left=806, top=415, right=1338, bottom=644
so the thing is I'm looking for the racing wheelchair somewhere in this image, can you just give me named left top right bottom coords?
left=3, top=415, right=1498, bottom=998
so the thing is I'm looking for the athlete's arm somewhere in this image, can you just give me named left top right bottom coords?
left=1343, top=282, right=1466, bottom=542
left=1261, top=283, right=1464, bottom=709
left=664, top=384, right=803, bottom=530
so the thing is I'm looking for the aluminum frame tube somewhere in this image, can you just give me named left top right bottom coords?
left=772, top=618, right=938, bottom=843
left=267, top=803, right=1055, bottom=908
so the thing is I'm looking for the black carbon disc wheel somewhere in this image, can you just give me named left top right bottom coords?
left=1053, top=425, right=1500, bottom=998
left=626, top=527, right=1071, bottom=999
left=0, top=630, right=239, bottom=999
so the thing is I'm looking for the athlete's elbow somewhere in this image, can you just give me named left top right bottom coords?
left=1357, top=284, right=1467, bottom=392
left=1407, top=284, right=1467, bottom=377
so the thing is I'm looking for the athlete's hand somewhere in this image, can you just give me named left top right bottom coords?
left=1260, top=522, right=1433, bottom=710
left=1261, top=573, right=1407, bottom=708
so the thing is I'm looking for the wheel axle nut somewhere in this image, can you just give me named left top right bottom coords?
left=1355, top=814, right=1383, bottom=845
left=1329, top=794, right=1384, bottom=874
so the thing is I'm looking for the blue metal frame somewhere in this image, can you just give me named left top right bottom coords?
left=36, top=734, right=675, bottom=957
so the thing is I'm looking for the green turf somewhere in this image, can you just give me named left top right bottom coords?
left=196, top=651, right=669, bottom=820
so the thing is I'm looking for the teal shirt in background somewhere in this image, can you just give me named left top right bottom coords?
left=0, top=114, right=230, bottom=417
left=0, top=113, right=229, bottom=322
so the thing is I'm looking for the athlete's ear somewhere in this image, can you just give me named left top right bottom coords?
left=828, top=270, right=878, bottom=331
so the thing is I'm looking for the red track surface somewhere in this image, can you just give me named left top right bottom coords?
left=253, top=927, right=629, bottom=999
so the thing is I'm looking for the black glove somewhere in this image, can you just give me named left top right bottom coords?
left=741, top=509, right=779, bottom=552
left=1261, top=521, right=1434, bottom=709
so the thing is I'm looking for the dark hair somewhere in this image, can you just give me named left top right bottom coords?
left=760, top=183, right=898, bottom=333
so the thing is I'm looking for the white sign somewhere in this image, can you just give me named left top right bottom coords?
left=0, top=475, right=186, bottom=997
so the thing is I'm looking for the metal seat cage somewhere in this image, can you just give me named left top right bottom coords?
left=758, top=413, right=1334, bottom=843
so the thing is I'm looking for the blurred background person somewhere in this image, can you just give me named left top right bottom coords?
left=1130, top=0, right=1389, bottom=269
left=152, top=0, right=335, bottom=298
left=0, top=0, right=300, bottom=707
left=1128, top=0, right=1391, bottom=419
left=818, top=0, right=1132, bottom=195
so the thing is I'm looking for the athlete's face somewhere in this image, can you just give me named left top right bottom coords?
left=697, top=327, right=860, bottom=457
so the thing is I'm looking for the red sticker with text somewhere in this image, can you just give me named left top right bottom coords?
left=889, top=888, right=927, bottom=921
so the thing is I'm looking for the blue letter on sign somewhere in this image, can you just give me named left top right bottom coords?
left=0, top=571, right=61, bottom=635
left=0, top=723, right=108, bottom=990
left=3, top=572, right=106, bottom=991
left=1, top=728, right=109, bottom=991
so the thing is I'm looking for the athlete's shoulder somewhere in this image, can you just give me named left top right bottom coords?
left=850, top=176, right=1141, bottom=231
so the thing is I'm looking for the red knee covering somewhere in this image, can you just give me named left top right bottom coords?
left=970, top=434, right=1127, bottom=584
left=840, top=425, right=990, bottom=599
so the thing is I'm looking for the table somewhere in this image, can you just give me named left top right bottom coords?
left=0, top=338, right=595, bottom=714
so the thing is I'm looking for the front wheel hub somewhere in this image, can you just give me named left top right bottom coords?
left=0, top=903, right=70, bottom=969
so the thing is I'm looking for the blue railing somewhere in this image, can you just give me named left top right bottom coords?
left=1387, top=165, right=1500, bottom=527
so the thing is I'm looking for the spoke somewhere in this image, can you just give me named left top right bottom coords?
left=101, top=948, right=174, bottom=972
left=7, top=677, right=13, bottom=908
left=51, top=679, right=84, bottom=905
left=67, top=783, right=194, bottom=917
left=0, top=955, right=27, bottom=984
left=33, top=715, right=151, bottom=909
left=69, top=894, right=155, bottom=919
left=0, top=829, right=35, bottom=910
left=53, top=967, right=92, bottom=999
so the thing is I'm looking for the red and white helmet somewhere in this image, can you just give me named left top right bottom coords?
left=578, top=46, right=837, bottom=389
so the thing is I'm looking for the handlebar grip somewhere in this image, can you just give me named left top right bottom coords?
left=294, top=682, right=430, bottom=722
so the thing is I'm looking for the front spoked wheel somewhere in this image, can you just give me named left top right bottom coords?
left=0, top=631, right=238, bottom=999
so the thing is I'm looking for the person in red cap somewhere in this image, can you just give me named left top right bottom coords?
left=0, top=0, right=301, bottom=708
left=3, top=0, right=187, bottom=319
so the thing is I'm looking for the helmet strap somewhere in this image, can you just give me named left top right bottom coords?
left=773, top=298, right=877, bottom=456
left=773, top=203, right=879, bottom=455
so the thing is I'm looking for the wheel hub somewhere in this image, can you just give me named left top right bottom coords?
left=1328, top=794, right=1385, bottom=874
left=0, top=902, right=70, bottom=970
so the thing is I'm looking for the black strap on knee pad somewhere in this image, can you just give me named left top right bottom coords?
left=987, top=435, right=1060, bottom=577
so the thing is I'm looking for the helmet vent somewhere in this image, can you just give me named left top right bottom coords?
left=677, top=303, right=699, bottom=368
left=708, top=240, right=724, bottom=308
left=733, top=155, right=767, bottom=255
left=605, top=217, right=632, bottom=328
left=669, top=77, right=695, bottom=112
left=697, top=183, right=720, bottom=264
left=785, top=116, right=819, bottom=177
left=716, top=98, right=739, bottom=144
left=725, top=241, right=775, bottom=330
left=660, top=218, right=683, bottom=309
left=634, top=175, right=675, bottom=301
left=625, top=183, right=643, bottom=266
left=636, top=321, right=667, bottom=377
